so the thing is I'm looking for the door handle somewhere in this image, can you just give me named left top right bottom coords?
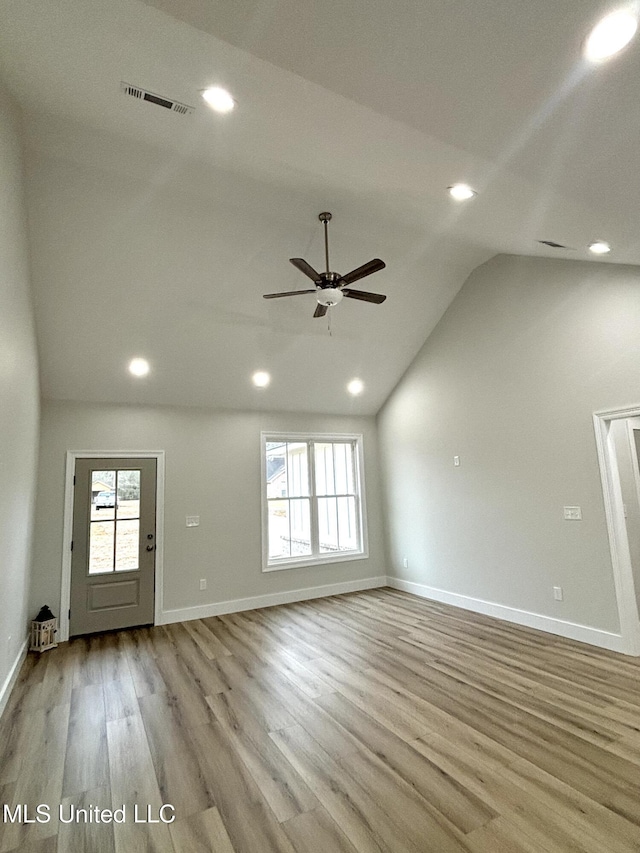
left=146, top=544, right=155, bottom=552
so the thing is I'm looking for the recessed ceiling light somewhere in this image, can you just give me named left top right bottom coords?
left=252, top=370, right=270, bottom=388
left=129, top=357, right=150, bottom=377
left=584, top=10, right=638, bottom=61
left=448, top=183, right=477, bottom=201
left=202, top=87, right=235, bottom=113
left=347, top=378, right=364, bottom=396
left=588, top=240, right=611, bottom=255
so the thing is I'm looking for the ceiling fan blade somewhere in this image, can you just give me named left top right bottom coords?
left=313, top=303, right=328, bottom=318
left=342, top=289, right=387, bottom=304
left=263, top=289, right=316, bottom=299
left=290, top=258, right=322, bottom=282
left=341, top=258, right=385, bottom=285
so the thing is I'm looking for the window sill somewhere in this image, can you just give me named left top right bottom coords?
left=263, top=550, right=369, bottom=572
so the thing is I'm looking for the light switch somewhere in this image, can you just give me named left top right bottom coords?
left=563, top=507, right=582, bottom=520
left=186, top=515, right=200, bottom=527
left=453, top=456, right=460, bottom=467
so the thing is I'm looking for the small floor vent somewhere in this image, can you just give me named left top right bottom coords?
left=120, top=82, right=195, bottom=116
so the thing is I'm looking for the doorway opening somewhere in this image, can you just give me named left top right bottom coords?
left=593, top=406, right=640, bottom=655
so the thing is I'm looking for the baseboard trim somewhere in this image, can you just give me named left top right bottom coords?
left=0, top=638, right=29, bottom=720
left=386, top=577, right=630, bottom=654
left=158, top=576, right=388, bottom=625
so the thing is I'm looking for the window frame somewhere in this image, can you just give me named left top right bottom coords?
left=261, top=432, right=369, bottom=571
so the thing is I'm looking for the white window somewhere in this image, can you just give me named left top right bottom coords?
left=262, top=434, right=368, bottom=570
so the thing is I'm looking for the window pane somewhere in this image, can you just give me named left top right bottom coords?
left=117, top=470, right=140, bottom=519
left=318, top=497, right=339, bottom=553
left=266, top=443, right=288, bottom=498
left=268, top=500, right=290, bottom=558
left=115, top=519, right=139, bottom=571
left=333, top=443, right=354, bottom=495
left=286, top=443, right=309, bottom=497
left=289, top=498, right=311, bottom=556
left=315, top=443, right=335, bottom=496
left=337, top=496, right=358, bottom=551
left=92, top=470, right=116, bottom=520
left=89, top=520, right=114, bottom=574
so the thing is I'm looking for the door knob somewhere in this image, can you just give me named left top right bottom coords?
left=147, top=533, right=154, bottom=540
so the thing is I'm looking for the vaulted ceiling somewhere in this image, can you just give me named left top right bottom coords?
left=0, top=0, right=638, bottom=414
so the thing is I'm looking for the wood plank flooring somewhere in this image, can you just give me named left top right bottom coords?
left=1, top=588, right=640, bottom=852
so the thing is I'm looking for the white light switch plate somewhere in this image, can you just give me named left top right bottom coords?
left=453, top=456, right=460, bottom=467
left=563, top=506, right=582, bottom=520
left=186, top=515, right=200, bottom=527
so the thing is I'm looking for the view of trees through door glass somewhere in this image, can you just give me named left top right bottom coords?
left=265, top=438, right=362, bottom=565
left=89, top=469, right=141, bottom=574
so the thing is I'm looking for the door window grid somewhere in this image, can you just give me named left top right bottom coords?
left=89, top=469, right=141, bottom=574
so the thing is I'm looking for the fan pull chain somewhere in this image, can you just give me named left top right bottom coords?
left=328, top=311, right=332, bottom=336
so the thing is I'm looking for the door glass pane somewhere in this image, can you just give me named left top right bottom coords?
left=115, top=519, right=139, bottom=571
left=315, top=443, right=335, bottom=496
left=318, top=497, right=339, bottom=553
left=89, top=520, right=115, bottom=574
left=266, top=442, right=288, bottom=498
left=289, top=498, right=311, bottom=556
left=268, top=500, right=291, bottom=559
left=117, top=470, right=140, bottom=519
left=337, top=496, right=357, bottom=551
left=286, top=443, right=309, bottom=497
left=92, top=470, right=116, bottom=520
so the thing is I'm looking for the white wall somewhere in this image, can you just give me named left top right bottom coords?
left=32, top=401, right=386, bottom=622
left=379, top=254, right=640, bottom=639
left=0, top=84, right=40, bottom=698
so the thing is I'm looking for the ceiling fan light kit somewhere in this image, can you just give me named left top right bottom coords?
left=316, top=288, right=343, bottom=307
left=263, top=212, right=387, bottom=317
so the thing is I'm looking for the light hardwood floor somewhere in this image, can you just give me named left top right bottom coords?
left=1, top=588, right=640, bottom=852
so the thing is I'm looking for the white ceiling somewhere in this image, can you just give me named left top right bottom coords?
left=1, top=0, right=638, bottom=414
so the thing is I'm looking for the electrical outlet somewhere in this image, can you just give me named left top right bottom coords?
left=403, top=556, right=408, bottom=568
left=199, top=578, right=207, bottom=591
left=186, top=515, right=200, bottom=527
left=553, top=586, right=563, bottom=601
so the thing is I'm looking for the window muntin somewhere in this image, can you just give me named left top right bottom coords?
left=264, top=435, right=366, bottom=569
left=89, top=469, right=141, bottom=574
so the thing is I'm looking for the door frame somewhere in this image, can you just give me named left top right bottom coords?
left=593, top=405, right=640, bottom=655
left=60, top=450, right=165, bottom=642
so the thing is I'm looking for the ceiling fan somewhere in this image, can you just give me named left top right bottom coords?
left=263, top=212, right=387, bottom=318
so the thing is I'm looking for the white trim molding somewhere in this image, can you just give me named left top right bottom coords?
left=386, top=578, right=628, bottom=653
left=158, top=576, right=387, bottom=625
left=0, top=638, right=29, bottom=720
left=60, top=450, right=165, bottom=642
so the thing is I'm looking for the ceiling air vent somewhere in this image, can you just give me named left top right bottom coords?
left=120, top=82, right=195, bottom=116
left=538, top=240, right=571, bottom=249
